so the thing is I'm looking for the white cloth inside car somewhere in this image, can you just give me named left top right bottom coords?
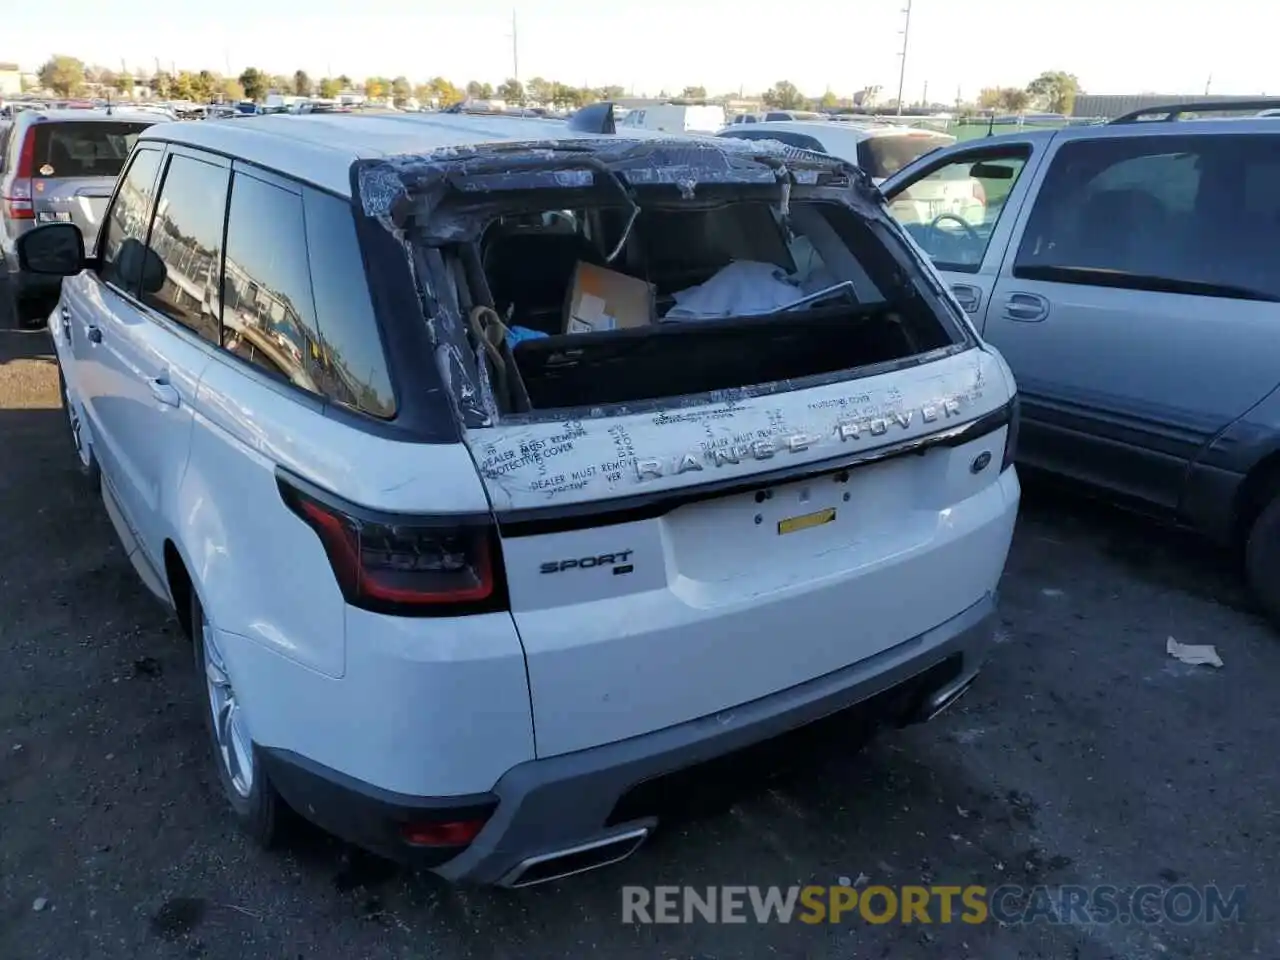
left=662, top=260, right=804, bottom=320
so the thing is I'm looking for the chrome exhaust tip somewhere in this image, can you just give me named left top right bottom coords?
left=918, top=673, right=978, bottom=723
left=500, top=826, right=651, bottom=889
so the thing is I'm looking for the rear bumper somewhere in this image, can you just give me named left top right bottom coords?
left=266, top=591, right=999, bottom=885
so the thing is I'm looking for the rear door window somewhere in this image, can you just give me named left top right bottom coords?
left=1013, top=134, right=1280, bottom=299
left=144, top=153, right=228, bottom=342
left=31, top=121, right=152, bottom=179
left=858, top=133, right=954, bottom=179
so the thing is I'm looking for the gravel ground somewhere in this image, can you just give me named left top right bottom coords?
left=2, top=326, right=1277, bottom=959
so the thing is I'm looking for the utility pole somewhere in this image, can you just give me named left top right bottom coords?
left=921, top=79, right=928, bottom=108
left=895, top=0, right=912, bottom=116
left=512, top=9, right=520, bottom=85
left=1204, top=74, right=1212, bottom=95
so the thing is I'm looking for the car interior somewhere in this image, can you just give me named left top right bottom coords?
left=419, top=197, right=961, bottom=415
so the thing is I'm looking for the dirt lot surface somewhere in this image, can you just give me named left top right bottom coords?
left=2, top=326, right=1277, bottom=959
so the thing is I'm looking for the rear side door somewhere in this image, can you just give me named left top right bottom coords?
left=881, top=138, right=1043, bottom=331
left=984, top=128, right=1280, bottom=509
left=29, top=119, right=153, bottom=250
left=78, top=146, right=226, bottom=568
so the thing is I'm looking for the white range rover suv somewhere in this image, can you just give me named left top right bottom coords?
left=17, top=110, right=1021, bottom=887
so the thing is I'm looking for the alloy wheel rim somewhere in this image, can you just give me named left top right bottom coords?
left=202, top=617, right=255, bottom=798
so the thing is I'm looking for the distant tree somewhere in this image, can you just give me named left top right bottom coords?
left=496, top=78, right=523, bottom=102
left=115, top=75, right=135, bottom=97
left=391, top=76, right=411, bottom=105
left=38, top=55, right=86, bottom=96
left=1026, top=70, right=1080, bottom=114
left=95, top=68, right=118, bottom=90
left=525, top=76, right=552, bottom=103
left=599, top=84, right=625, bottom=101
left=428, top=76, right=463, bottom=106
left=819, top=90, right=839, bottom=109
left=294, top=70, right=313, bottom=97
left=681, top=85, right=707, bottom=99
left=152, top=70, right=173, bottom=99
left=763, top=80, right=805, bottom=110
left=364, top=76, right=386, bottom=99
left=977, top=87, right=1003, bottom=109
left=196, top=70, right=218, bottom=101
left=318, top=77, right=341, bottom=99
left=997, top=87, right=1031, bottom=112
left=238, top=67, right=268, bottom=101
left=221, top=78, right=246, bottom=102
left=336, top=74, right=352, bottom=89
left=172, top=72, right=195, bottom=101
left=465, top=80, right=494, bottom=99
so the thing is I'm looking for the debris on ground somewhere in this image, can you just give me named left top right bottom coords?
left=32, top=898, right=48, bottom=912
left=1166, top=636, right=1224, bottom=668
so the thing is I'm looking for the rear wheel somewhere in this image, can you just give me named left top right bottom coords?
left=190, top=588, right=284, bottom=846
left=1245, top=492, right=1280, bottom=628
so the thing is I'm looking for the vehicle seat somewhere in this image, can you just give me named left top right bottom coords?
left=1068, top=188, right=1169, bottom=274
left=482, top=230, right=604, bottom=333
left=47, top=138, right=76, bottom=175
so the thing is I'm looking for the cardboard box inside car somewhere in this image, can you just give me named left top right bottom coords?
left=563, top=262, right=655, bottom=334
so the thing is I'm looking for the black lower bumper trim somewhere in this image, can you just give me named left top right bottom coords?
left=259, top=748, right=497, bottom=867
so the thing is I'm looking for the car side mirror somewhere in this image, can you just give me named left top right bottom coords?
left=16, top=222, right=86, bottom=276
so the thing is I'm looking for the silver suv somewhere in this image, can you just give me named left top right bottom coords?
left=1, top=108, right=158, bottom=327
left=881, top=99, right=1280, bottom=625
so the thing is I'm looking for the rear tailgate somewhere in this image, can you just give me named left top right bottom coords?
left=30, top=120, right=151, bottom=248
left=468, top=346, right=1015, bottom=757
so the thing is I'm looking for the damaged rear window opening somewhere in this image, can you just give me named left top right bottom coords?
left=359, top=139, right=973, bottom=426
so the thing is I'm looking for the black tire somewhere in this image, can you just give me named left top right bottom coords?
left=1245, top=492, right=1280, bottom=628
left=15, top=295, right=51, bottom=330
left=58, top=366, right=101, bottom=488
left=189, top=588, right=285, bottom=847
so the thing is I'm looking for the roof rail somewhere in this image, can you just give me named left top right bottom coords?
left=1110, top=98, right=1280, bottom=124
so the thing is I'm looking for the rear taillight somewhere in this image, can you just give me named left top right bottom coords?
left=2, top=128, right=35, bottom=220
left=1002, top=395, right=1021, bottom=472
left=278, top=472, right=507, bottom=617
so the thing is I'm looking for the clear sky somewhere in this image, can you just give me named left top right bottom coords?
left=5, top=0, right=1275, bottom=102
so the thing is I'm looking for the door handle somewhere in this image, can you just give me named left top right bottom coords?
left=1003, top=292, right=1050, bottom=322
left=86, top=324, right=103, bottom=344
left=147, top=376, right=180, bottom=408
left=951, top=283, right=982, bottom=314
left=60, top=305, right=71, bottom=342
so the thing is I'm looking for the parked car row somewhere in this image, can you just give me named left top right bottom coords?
left=8, top=95, right=1280, bottom=893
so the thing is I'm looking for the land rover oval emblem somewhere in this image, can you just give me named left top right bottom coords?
left=970, top=451, right=992, bottom=474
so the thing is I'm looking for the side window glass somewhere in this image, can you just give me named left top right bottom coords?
left=99, top=147, right=163, bottom=293
left=221, top=173, right=323, bottom=393
left=888, top=151, right=1029, bottom=273
left=1015, top=135, right=1278, bottom=299
left=303, top=189, right=397, bottom=418
left=143, top=154, right=227, bottom=343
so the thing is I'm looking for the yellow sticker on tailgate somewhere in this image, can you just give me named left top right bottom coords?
left=777, top=507, right=837, bottom=535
